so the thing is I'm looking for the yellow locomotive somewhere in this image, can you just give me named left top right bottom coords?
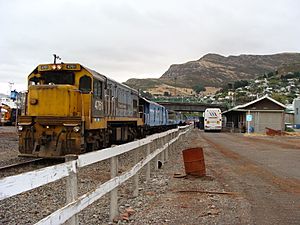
left=18, top=63, right=144, bottom=158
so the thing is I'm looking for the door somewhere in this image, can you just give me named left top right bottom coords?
left=92, top=79, right=104, bottom=117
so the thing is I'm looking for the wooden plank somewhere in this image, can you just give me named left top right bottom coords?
left=0, top=127, right=185, bottom=201
left=78, top=128, right=180, bottom=168
left=78, top=136, right=151, bottom=168
left=145, top=144, right=151, bottom=182
left=35, top=138, right=171, bottom=225
left=65, top=155, right=78, bottom=225
left=0, top=161, right=76, bottom=200
left=133, top=148, right=139, bottom=197
left=0, top=125, right=190, bottom=223
left=110, top=156, right=118, bottom=221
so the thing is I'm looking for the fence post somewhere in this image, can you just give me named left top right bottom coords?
left=133, top=147, right=139, bottom=197
left=153, top=139, right=159, bottom=170
left=146, top=143, right=151, bottom=182
left=164, top=135, right=169, bottom=162
left=110, top=156, right=118, bottom=221
left=65, top=155, right=78, bottom=225
left=171, top=132, right=174, bottom=152
left=160, top=137, right=165, bottom=164
left=176, top=130, right=179, bottom=148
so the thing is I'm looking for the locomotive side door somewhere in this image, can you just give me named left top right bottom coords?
left=92, top=78, right=105, bottom=117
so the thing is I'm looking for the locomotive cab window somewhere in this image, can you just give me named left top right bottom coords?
left=41, top=71, right=75, bottom=85
left=93, top=80, right=103, bottom=99
left=29, top=76, right=41, bottom=86
left=79, top=75, right=91, bottom=93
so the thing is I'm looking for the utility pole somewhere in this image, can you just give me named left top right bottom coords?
left=8, top=82, right=14, bottom=95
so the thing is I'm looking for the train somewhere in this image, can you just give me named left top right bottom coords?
left=0, top=103, right=17, bottom=125
left=17, top=62, right=185, bottom=158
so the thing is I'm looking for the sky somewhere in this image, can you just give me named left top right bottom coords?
left=0, top=0, right=300, bottom=95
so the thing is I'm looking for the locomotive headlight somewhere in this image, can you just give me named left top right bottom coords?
left=18, top=125, right=23, bottom=131
left=73, top=126, right=80, bottom=133
left=57, top=65, right=62, bottom=70
left=51, top=65, right=57, bottom=70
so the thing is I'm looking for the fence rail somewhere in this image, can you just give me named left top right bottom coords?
left=0, top=125, right=191, bottom=225
left=0, top=160, right=77, bottom=200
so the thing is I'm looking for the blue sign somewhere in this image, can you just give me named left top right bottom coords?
left=246, top=115, right=253, bottom=122
left=10, top=90, right=18, bottom=101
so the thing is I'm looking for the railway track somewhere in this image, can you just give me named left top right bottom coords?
left=0, top=158, right=64, bottom=178
left=0, top=158, right=46, bottom=171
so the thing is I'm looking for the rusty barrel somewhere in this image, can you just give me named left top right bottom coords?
left=182, top=147, right=206, bottom=177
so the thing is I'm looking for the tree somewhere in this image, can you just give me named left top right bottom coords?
left=163, top=91, right=171, bottom=97
left=233, top=80, right=248, bottom=89
left=267, top=72, right=274, bottom=78
left=141, top=91, right=153, bottom=99
left=193, top=84, right=206, bottom=94
left=271, top=93, right=287, bottom=104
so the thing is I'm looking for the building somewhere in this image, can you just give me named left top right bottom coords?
left=223, top=95, right=286, bottom=133
left=293, top=98, right=300, bottom=127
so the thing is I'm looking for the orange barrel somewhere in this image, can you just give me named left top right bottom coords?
left=182, top=147, right=206, bottom=177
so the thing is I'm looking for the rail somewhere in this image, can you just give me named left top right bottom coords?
left=0, top=125, right=192, bottom=225
left=0, top=158, right=45, bottom=171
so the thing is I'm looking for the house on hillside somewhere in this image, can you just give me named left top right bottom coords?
left=222, top=95, right=286, bottom=133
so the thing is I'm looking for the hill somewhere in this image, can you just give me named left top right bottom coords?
left=124, top=53, right=300, bottom=94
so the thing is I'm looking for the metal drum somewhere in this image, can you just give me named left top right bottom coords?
left=182, top=147, right=206, bottom=177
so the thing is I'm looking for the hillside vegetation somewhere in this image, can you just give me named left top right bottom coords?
left=124, top=53, right=300, bottom=95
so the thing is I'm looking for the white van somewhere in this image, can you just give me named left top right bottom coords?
left=204, top=108, right=222, bottom=131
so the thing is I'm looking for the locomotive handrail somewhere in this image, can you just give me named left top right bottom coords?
left=0, top=125, right=192, bottom=224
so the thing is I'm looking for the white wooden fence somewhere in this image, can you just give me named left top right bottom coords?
left=0, top=125, right=191, bottom=224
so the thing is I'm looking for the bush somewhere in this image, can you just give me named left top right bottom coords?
left=193, top=84, right=206, bottom=94
left=233, top=80, right=249, bottom=89
left=285, top=127, right=295, bottom=132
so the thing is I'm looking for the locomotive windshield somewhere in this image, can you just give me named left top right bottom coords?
left=43, top=71, right=75, bottom=85
left=29, top=71, right=75, bottom=85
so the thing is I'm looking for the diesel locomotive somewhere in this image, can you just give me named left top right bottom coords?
left=18, top=62, right=183, bottom=158
left=18, top=63, right=146, bottom=157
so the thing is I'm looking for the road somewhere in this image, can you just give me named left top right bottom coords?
left=200, top=131, right=300, bottom=224
left=129, top=129, right=300, bottom=225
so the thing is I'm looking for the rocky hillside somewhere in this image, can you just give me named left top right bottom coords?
left=125, top=53, right=300, bottom=90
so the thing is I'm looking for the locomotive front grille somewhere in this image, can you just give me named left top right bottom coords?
left=35, top=116, right=82, bottom=125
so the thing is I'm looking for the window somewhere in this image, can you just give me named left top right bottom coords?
left=133, top=100, right=138, bottom=116
left=29, top=76, right=41, bottom=86
left=79, top=75, right=91, bottom=93
left=93, top=80, right=103, bottom=99
left=42, top=71, right=75, bottom=85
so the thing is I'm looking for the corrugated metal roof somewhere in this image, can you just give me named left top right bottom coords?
left=222, top=95, right=286, bottom=114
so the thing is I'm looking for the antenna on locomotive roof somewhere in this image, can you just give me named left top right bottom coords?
left=53, top=54, right=61, bottom=64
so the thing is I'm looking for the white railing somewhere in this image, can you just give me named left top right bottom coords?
left=0, top=125, right=192, bottom=225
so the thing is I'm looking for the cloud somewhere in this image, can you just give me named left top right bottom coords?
left=0, top=0, right=299, bottom=94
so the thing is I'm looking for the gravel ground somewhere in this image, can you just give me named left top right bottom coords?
left=0, top=126, right=61, bottom=179
left=1, top=127, right=249, bottom=225
left=200, top=130, right=300, bottom=225
left=0, top=126, right=19, bottom=167
left=124, top=130, right=250, bottom=225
